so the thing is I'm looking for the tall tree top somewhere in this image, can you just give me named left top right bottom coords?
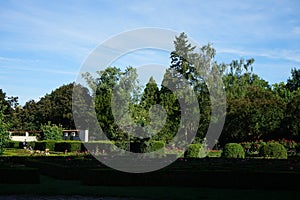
left=286, top=68, right=300, bottom=92
left=173, top=32, right=196, bottom=60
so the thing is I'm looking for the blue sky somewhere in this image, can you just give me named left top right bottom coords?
left=0, top=0, right=300, bottom=105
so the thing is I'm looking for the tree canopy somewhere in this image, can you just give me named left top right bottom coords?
left=1, top=33, right=299, bottom=146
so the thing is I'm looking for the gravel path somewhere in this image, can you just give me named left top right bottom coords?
left=0, top=196, right=145, bottom=200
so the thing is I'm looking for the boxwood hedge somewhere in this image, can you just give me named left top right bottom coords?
left=259, top=142, right=287, bottom=159
left=222, top=143, right=245, bottom=159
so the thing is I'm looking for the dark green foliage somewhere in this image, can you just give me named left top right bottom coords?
left=286, top=68, right=300, bottom=92
left=184, top=144, right=204, bottom=158
left=221, top=85, right=285, bottom=144
left=0, top=102, right=10, bottom=155
left=10, top=83, right=78, bottom=130
left=0, top=129, right=10, bottom=154
left=259, top=142, right=288, bottom=159
left=222, top=143, right=245, bottom=158
left=34, top=141, right=56, bottom=151
left=7, top=141, right=19, bottom=148
left=35, top=83, right=75, bottom=129
left=284, top=90, right=300, bottom=138
left=54, top=141, right=82, bottom=152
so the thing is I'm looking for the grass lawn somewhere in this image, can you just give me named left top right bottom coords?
left=0, top=175, right=300, bottom=200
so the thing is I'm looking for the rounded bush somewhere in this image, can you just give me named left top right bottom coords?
left=222, top=143, right=245, bottom=158
left=184, top=144, right=206, bottom=158
left=259, top=142, right=287, bottom=159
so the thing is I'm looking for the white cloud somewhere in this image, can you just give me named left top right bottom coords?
left=217, top=47, right=300, bottom=63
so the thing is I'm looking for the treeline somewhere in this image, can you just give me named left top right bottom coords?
left=0, top=33, right=300, bottom=147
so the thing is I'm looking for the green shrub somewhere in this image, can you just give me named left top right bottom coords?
left=41, top=122, right=63, bottom=140
left=34, top=140, right=56, bottom=151
left=259, top=142, right=287, bottom=159
left=222, top=143, right=245, bottom=158
left=184, top=144, right=206, bottom=158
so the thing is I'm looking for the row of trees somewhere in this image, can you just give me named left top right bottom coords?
left=0, top=33, right=299, bottom=147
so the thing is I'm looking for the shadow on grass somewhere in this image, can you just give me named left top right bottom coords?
left=0, top=175, right=300, bottom=200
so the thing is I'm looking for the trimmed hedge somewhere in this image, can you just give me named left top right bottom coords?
left=147, top=141, right=165, bottom=158
left=7, top=141, right=35, bottom=149
left=147, top=141, right=165, bottom=152
left=54, top=141, right=82, bottom=152
left=34, top=140, right=56, bottom=151
left=19, top=141, right=35, bottom=149
left=222, top=143, right=245, bottom=159
left=81, top=141, right=115, bottom=154
left=259, top=142, right=288, bottom=159
left=7, top=141, right=20, bottom=148
left=184, top=144, right=206, bottom=158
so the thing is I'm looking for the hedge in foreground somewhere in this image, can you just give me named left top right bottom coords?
left=222, top=143, right=245, bottom=159
left=259, top=142, right=287, bottom=159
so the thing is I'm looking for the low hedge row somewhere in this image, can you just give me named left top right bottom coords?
left=81, top=141, right=114, bottom=154
left=54, top=141, right=81, bottom=152
left=7, top=140, right=166, bottom=153
left=35, top=141, right=56, bottom=151
left=33, top=140, right=113, bottom=152
left=7, top=141, right=35, bottom=149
